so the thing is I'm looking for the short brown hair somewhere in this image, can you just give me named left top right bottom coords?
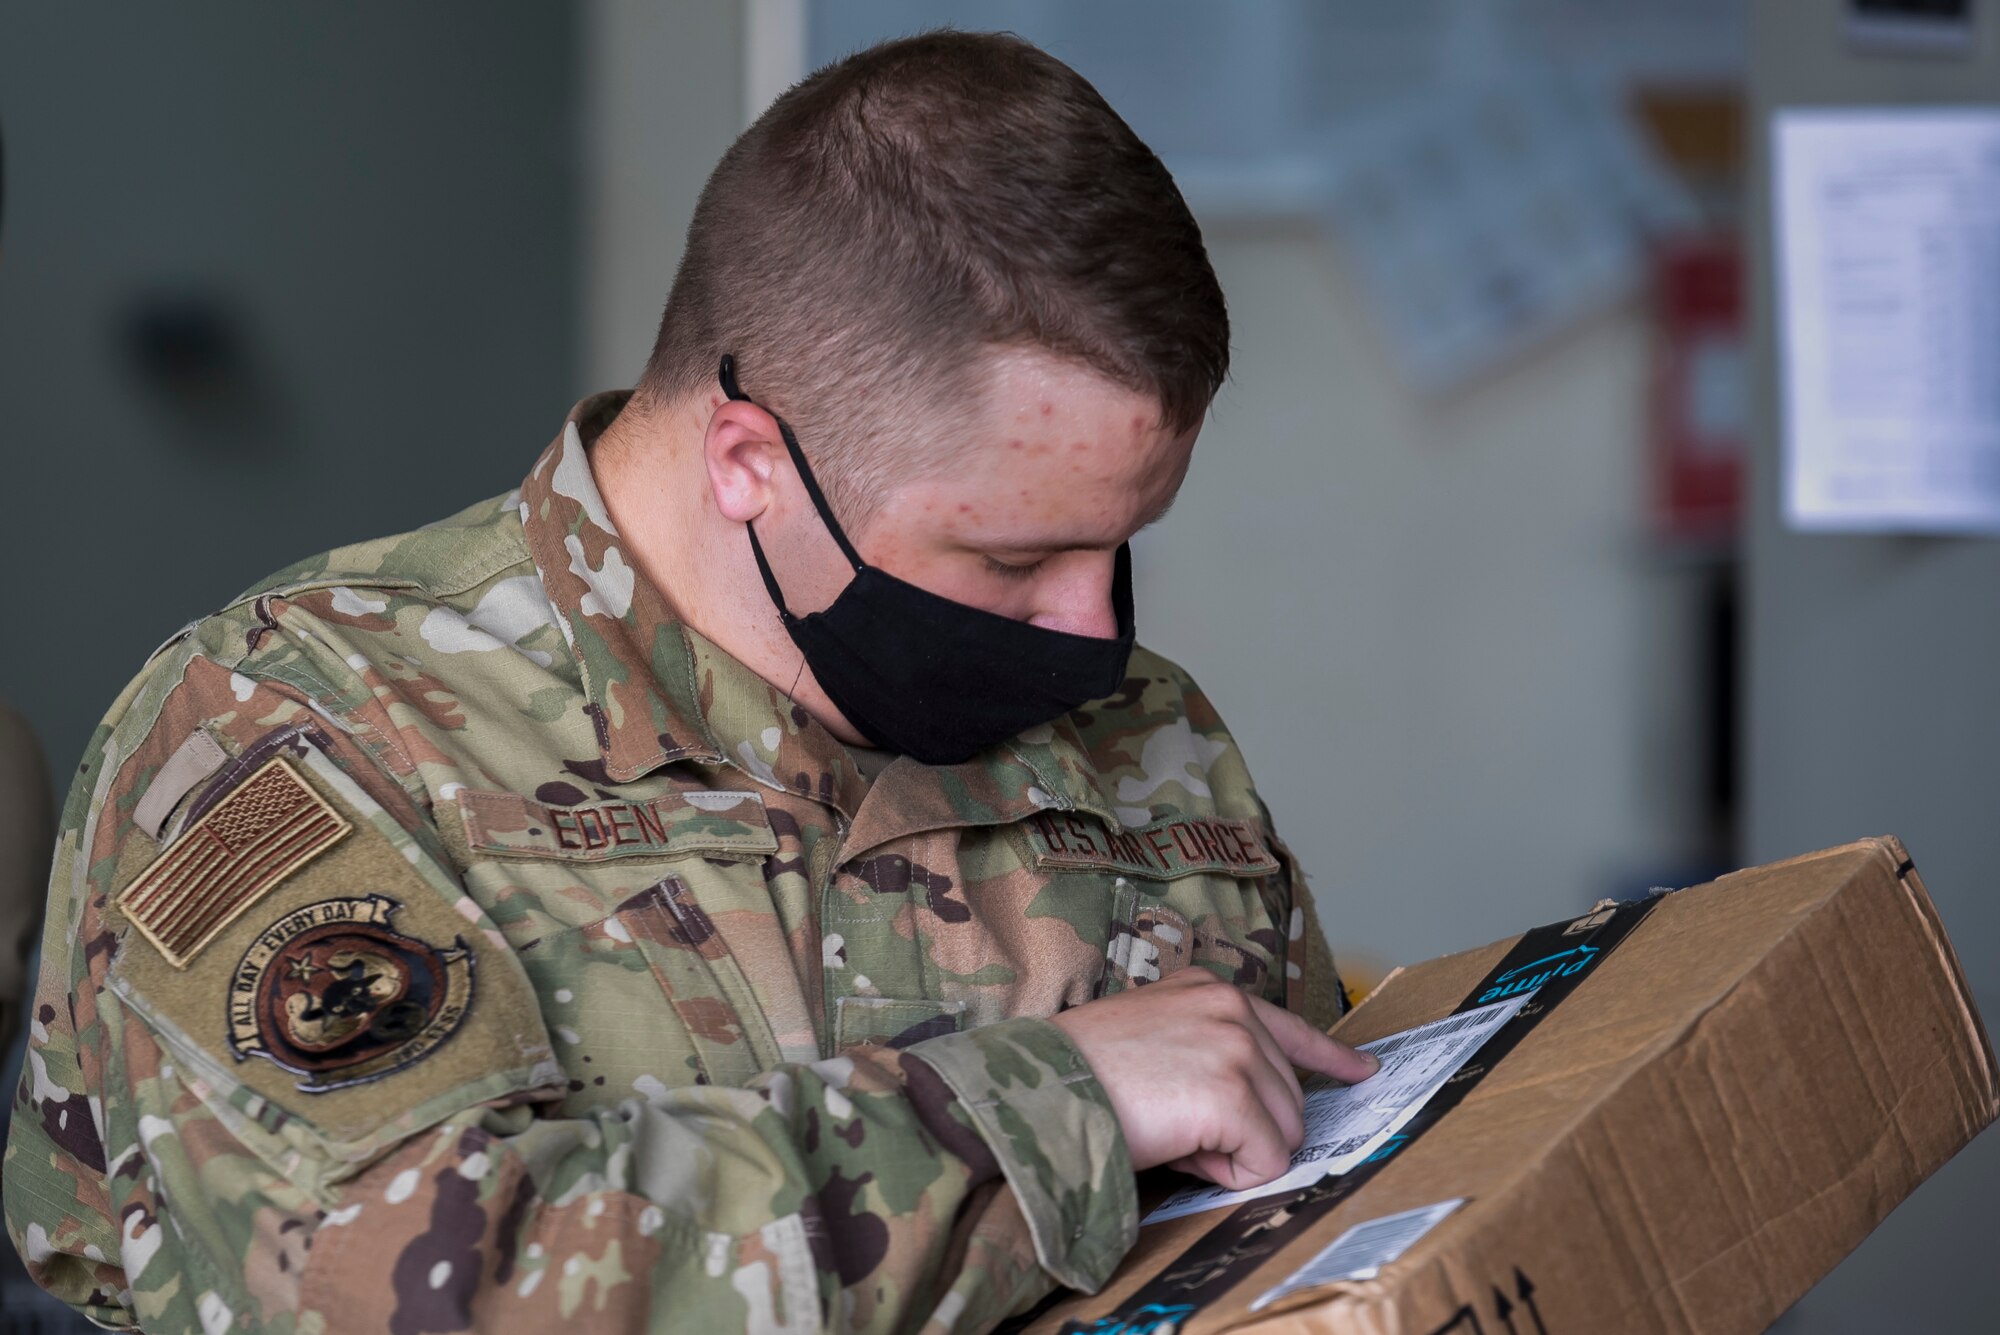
left=637, top=30, right=1229, bottom=528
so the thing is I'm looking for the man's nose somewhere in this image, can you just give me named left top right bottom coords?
left=1031, top=552, right=1121, bottom=639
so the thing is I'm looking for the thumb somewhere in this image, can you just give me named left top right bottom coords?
left=1256, top=998, right=1380, bottom=1084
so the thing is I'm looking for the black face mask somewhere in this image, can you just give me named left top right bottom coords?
left=721, top=355, right=1136, bottom=766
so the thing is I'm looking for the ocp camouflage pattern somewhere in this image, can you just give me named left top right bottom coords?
left=5, top=391, right=1345, bottom=1333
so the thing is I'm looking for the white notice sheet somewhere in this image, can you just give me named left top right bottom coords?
left=1143, top=993, right=1533, bottom=1224
left=1775, top=109, right=2000, bottom=532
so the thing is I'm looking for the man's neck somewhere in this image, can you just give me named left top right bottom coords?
left=590, top=393, right=863, bottom=745
left=594, top=392, right=740, bottom=639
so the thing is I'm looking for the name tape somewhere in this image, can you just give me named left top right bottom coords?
left=457, top=789, right=776, bottom=862
left=1025, top=811, right=1280, bottom=880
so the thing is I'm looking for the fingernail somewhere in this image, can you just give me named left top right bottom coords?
left=1364, top=1052, right=1382, bottom=1075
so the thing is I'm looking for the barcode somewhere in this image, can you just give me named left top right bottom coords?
left=1250, top=1200, right=1466, bottom=1310
left=1362, top=1006, right=1496, bottom=1060
left=1293, top=1135, right=1365, bottom=1164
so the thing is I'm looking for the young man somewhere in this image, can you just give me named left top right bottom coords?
left=5, top=32, right=1366, bottom=1333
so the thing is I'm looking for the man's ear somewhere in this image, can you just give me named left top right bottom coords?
left=703, top=400, right=786, bottom=525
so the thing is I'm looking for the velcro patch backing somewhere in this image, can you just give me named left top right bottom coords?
left=1023, top=811, right=1280, bottom=880
left=457, top=788, right=777, bottom=861
left=121, top=756, right=351, bottom=968
left=132, top=728, right=227, bottom=840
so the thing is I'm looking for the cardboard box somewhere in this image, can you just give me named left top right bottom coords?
left=1023, top=837, right=1997, bottom=1334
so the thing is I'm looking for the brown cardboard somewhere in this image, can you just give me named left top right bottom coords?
left=1026, top=837, right=1998, bottom=1334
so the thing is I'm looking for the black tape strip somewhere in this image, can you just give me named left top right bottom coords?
left=1047, top=895, right=1667, bottom=1335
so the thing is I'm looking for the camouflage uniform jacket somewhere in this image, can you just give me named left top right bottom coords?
left=4, top=392, right=1343, bottom=1334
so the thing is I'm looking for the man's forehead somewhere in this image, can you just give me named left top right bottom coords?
left=920, top=418, right=1196, bottom=550
left=855, top=344, right=1198, bottom=546
left=977, top=345, right=1165, bottom=429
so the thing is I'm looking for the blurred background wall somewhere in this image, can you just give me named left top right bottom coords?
left=1741, top=0, right=2000, bottom=1326
left=2, top=1, right=1993, bottom=1330
left=0, top=2, right=579, bottom=780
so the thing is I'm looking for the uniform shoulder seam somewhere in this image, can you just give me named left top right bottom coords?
left=217, top=490, right=533, bottom=613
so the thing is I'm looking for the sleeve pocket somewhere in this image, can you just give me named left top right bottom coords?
left=105, top=740, right=563, bottom=1194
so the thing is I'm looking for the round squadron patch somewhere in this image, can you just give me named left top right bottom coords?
left=226, top=894, right=474, bottom=1091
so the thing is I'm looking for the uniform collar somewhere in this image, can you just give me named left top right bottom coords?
left=519, top=391, right=723, bottom=783
left=519, top=393, right=1126, bottom=836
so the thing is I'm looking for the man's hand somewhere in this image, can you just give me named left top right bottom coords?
left=1049, top=968, right=1380, bottom=1191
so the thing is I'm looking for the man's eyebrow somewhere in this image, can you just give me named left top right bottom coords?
left=981, top=493, right=1182, bottom=553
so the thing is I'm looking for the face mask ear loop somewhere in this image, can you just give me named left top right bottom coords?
left=719, top=354, right=867, bottom=575
left=742, top=524, right=798, bottom=626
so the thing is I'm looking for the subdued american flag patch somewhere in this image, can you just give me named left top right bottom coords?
left=120, top=756, right=351, bottom=968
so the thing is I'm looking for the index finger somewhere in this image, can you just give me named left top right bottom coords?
left=1251, top=995, right=1380, bottom=1084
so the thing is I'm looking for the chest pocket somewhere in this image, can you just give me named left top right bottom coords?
left=1018, top=810, right=1288, bottom=998
left=452, top=789, right=796, bottom=1100
left=594, top=877, right=787, bottom=1086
